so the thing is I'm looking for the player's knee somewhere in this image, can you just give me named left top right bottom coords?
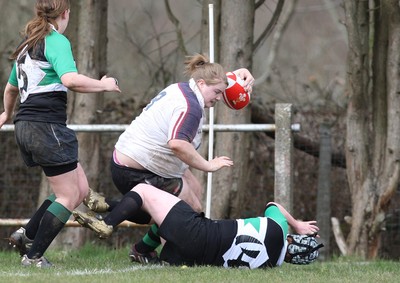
left=79, top=186, right=89, bottom=201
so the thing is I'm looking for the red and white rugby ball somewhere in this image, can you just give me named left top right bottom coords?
left=222, top=72, right=250, bottom=110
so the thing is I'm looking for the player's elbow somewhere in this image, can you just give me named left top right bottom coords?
left=168, top=139, right=189, bottom=151
left=60, top=72, right=79, bottom=89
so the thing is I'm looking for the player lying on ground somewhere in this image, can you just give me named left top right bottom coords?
left=73, top=184, right=323, bottom=268
left=82, top=54, right=254, bottom=264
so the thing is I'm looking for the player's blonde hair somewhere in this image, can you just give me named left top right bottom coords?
left=184, top=54, right=227, bottom=86
left=10, top=0, right=70, bottom=60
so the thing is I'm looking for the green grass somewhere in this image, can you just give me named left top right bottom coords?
left=0, top=244, right=399, bottom=283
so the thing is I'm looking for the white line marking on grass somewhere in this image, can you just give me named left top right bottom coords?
left=0, top=271, right=31, bottom=277
left=61, top=265, right=163, bottom=276
left=1, top=265, right=163, bottom=278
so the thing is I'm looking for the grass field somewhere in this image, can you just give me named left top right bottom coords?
left=0, top=243, right=399, bottom=283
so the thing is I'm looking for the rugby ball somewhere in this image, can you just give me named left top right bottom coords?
left=222, top=72, right=250, bottom=110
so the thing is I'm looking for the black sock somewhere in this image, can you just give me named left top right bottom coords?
left=27, top=211, right=66, bottom=259
left=135, top=224, right=161, bottom=253
left=24, top=196, right=55, bottom=240
left=104, top=191, right=143, bottom=227
left=126, top=209, right=152, bottom=224
left=104, top=198, right=120, bottom=211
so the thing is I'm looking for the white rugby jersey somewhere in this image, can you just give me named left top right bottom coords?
left=115, top=79, right=205, bottom=178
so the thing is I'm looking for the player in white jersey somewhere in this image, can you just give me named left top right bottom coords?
left=74, top=183, right=324, bottom=269
left=79, top=54, right=254, bottom=263
left=116, top=80, right=206, bottom=179
left=0, top=0, right=120, bottom=267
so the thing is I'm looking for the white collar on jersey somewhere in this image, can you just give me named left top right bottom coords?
left=189, top=78, right=205, bottom=109
left=49, top=24, right=59, bottom=33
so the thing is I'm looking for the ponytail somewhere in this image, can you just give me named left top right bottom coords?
left=10, top=0, right=70, bottom=60
left=183, top=53, right=227, bottom=86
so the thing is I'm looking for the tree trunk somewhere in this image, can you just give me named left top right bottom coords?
left=69, top=0, right=107, bottom=186
left=212, top=0, right=254, bottom=219
left=371, top=0, right=400, bottom=258
left=51, top=0, right=108, bottom=249
left=344, top=0, right=400, bottom=258
left=344, top=0, right=374, bottom=258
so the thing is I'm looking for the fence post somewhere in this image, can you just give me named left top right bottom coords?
left=274, top=103, right=294, bottom=213
left=316, top=123, right=332, bottom=260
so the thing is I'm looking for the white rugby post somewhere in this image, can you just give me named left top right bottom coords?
left=205, top=3, right=215, bottom=218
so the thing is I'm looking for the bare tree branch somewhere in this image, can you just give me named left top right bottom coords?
left=255, top=0, right=266, bottom=10
left=254, top=0, right=296, bottom=87
left=164, top=0, right=188, bottom=55
left=331, top=217, right=348, bottom=256
left=253, top=0, right=285, bottom=53
left=322, top=0, right=347, bottom=41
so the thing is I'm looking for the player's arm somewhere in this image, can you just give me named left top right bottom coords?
left=266, top=202, right=319, bottom=235
left=61, top=73, right=120, bottom=93
left=168, top=139, right=233, bottom=172
left=0, top=83, right=19, bottom=128
left=47, top=34, right=120, bottom=94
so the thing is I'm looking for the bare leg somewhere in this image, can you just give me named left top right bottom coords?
left=133, top=184, right=180, bottom=226
left=178, top=169, right=203, bottom=212
left=48, top=163, right=89, bottom=211
left=25, top=163, right=89, bottom=261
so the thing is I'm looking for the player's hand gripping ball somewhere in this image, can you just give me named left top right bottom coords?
left=222, top=72, right=251, bottom=110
